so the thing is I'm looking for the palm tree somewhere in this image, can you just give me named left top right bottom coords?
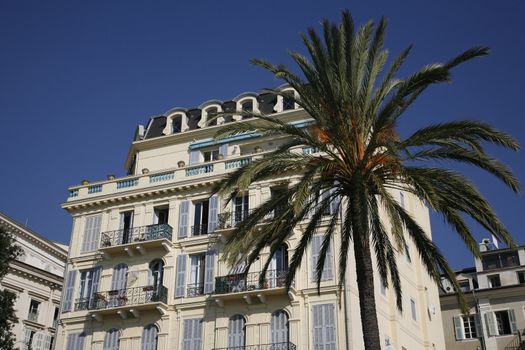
left=213, top=10, right=520, bottom=350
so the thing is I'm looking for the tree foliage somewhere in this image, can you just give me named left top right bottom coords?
left=212, top=10, right=519, bottom=349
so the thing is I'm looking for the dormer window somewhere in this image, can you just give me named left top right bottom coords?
left=241, top=100, right=253, bottom=120
left=172, top=115, right=182, bottom=133
left=283, top=94, right=295, bottom=110
left=206, top=107, right=218, bottom=126
left=203, top=149, right=220, bottom=162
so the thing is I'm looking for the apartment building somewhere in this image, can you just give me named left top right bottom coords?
left=0, top=212, right=68, bottom=350
left=56, top=88, right=445, bottom=350
left=440, top=240, right=525, bottom=349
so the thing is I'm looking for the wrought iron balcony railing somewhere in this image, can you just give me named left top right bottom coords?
left=187, top=283, right=205, bottom=297
left=505, top=329, right=525, bottom=350
left=214, top=269, right=288, bottom=294
left=212, top=342, right=297, bottom=350
left=74, top=285, right=168, bottom=311
left=100, top=224, right=172, bottom=248
left=27, top=312, right=39, bottom=322
left=191, top=224, right=210, bottom=236
left=217, top=210, right=252, bottom=229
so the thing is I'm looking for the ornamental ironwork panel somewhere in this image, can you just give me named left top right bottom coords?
left=100, top=224, right=172, bottom=247
left=74, top=285, right=168, bottom=311
left=214, top=270, right=288, bottom=294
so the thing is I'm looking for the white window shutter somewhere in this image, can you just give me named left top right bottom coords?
left=228, top=315, right=245, bottom=348
left=183, top=319, right=203, bottom=350
left=323, top=238, right=334, bottom=280
left=175, top=255, right=187, bottom=297
left=208, top=196, right=219, bottom=233
left=453, top=316, right=465, bottom=340
left=183, top=319, right=193, bottom=350
left=219, top=143, right=228, bottom=159
left=329, top=189, right=340, bottom=215
left=204, top=251, right=216, bottom=294
left=178, top=200, right=189, bottom=238
left=509, top=309, right=517, bottom=334
left=103, top=329, right=119, bottom=350
left=189, top=150, right=201, bottom=164
left=44, top=335, right=51, bottom=350
left=81, top=216, right=93, bottom=253
left=141, top=325, right=158, bottom=350
left=194, top=319, right=203, bottom=350
left=271, top=310, right=289, bottom=344
left=485, top=312, right=498, bottom=336
left=312, top=305, right=324, bottom=348
left=111, top=264, right=128, bottom=290
left=310, top=236, right=321, bottom=281
left=63, top=270, right=77, bottom=312
left=91, top=215, right=102, bottom=251
left=324, top=304, right=336, bottom=350
left=474, top=314, right=482, bottom=339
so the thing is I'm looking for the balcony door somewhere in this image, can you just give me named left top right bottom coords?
left=233, top=194, right=249, bottom=225
left=149, top=260, right=164, bottom=297
left=110, top=263, right=128, bottom=307
left=271, top=310, right=289, bottom=346
left=228, top=315, right=246, bottom=349
left=269, top=245, right=288, bottom=288
left=119, top=211, right=134, bottom=244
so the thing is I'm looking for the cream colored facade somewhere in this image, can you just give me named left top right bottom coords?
left=57, top=89, right=445, bottom=350
left=0, top=212, right=68, bottom=350
left=440, top=242, right=525, bottom=350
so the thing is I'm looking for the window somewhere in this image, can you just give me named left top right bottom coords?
left=52, top=307, right=59, bottom=328
left=271, top=310, right=289, bottom=344
left=233, top=194, right=249, bottom=225
left=482, top=251, right=520, bottom=270
left=149, top=260, right=164, bottom=296
left=458, top=280, right=470, bottom=292
left=103, top=329, right=120, bottom=350
left=271, top=187, right=288, bottom=218
left=24, top=329, right=35, bottom=350
left=282, top=94, right=295, bottom=110
left=119, top=211, right=134, bottom=244
left=188, top=254, right=206, bottom=296
left=410, top=299, right=417, bottom=321
left=269, top=245, right=288, bottom=288
left=463, top=316, right=478, bottom=339
left=154, top=207, right=169, bottom=225
left=241, top=100, right=253, bottom=119
left=182, top=319, right=203, bottom=350
left=495, top=310, right=513, bottom=335
left=47, top=336, right=55, bottom=350
left=81, top=214, right=102, bottom=252
left=193, top=200, right=209, bottom=235
left=312, top=304, right=336, bottom=349
left=485, top=309, right=517, bottom=336
left=310, top=235, right=334, bottom=281
left=28, top=300, right=40, bottom=322
left=488, top=274, right=501, bottom=288
left=172, top=115, right=182, bottom=134
left=141, top=324, right=158, bottom=350
left=203, top=149, right=220, bottom=162
left=76, top=266, right=101, bottom=310
left=228, top=315, right=246, bottom=348
left=206, top=107, right=218, bottom=126
left=66, top=332, right=85, bottom=350
left=517, top=271, right=525, bottom=284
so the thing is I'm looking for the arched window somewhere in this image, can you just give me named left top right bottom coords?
left=269, top=245, right=288, bottom=287
left=206, top=107, right=218, bottom=126
left=141, top=324, right=158, bottom=350
left=271, top=310, right=289, bottom=345
left=228, top=315, right=246, bottom=348
left=149, top=259, right=165, bottom=294
left=103, top=329, right=120, bottom=350
left=172, top=115, right=182, bottom=134
left=241, top=100, right=253, bottom=120
left=109, top=263, right=128, bottom=307
left=282, top=91, right=295, bottom=111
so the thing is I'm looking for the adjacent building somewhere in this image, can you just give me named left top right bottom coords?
left=56, top=88, right=446, bottom=350
left=0, top=212, right=68, bottom=350
left=440, top=239, right=525, bottom=349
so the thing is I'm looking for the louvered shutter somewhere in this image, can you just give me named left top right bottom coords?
left=32, top=332, right=43, bottom=350
left=63, top=270, right=77, bottom=312
left=81, top=216, right=93, bottom=252
left=311, top=236, right=321, bottom=281
left=193, top=319, right=203, bottom=350
left=44, top=335, right=51, bottom=350
left=453, top=316, right=465, bottom=340
left=178, top=200, right=189, bottom=238
left=271, top=311, right=289, bottom=344
left=103, top=329, right=119, bottom=350
left=91, top=215, right=102, bottom=251
left=90, top=265, right=102, bottom=308
left=324, top=304, right=336, bottom=350
left=111, top=264, right=128, bottom=290
left=141, top=325, right=158, bottom=350
left=228, top=315, right=245, bottom=348
left=182, top=319, right=193, bottom=350
left=175, top=255, right=187, bottom=297
left=329, top=189, right=341, bottom=215
left=66, top=333, right=75, bottom=350
left=204, top=251, right=216, bottom=294
left=78, top=332, right=86, bottom=350
left=82, top=215, right=102, bottom=252
left=219, top=143, right=228, bottom=159
left=208, top=196, right=218, bottom=233
left=189, top=150, right=201, bottom=165
left=323, top=238, right=334, bottom=280
left=485, top=312, right=497, bottom=336
left=509, top=309, right=517, bottom=334
left=474, top=314, right=482, bottom=339
left=312, top=305, right=324, bottom=348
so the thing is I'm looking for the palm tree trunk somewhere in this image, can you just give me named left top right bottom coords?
left=352, top=230, right=381, bottom=349
left=350, top=177, right=381, bottom=350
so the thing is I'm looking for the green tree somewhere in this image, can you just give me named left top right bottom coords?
left=0, top=226, right=22, bottom=350
left=213, top=10, right=519, bottom=349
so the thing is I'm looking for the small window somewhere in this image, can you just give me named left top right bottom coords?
left=193, top=200, right=210, bottom=236
left=188, top=253, right=206, bottom=296
left=206, top=108, right=218, bottom=126
left=282, top=94, right=295, bottom=110
left=28, top=300, right=40, bottom=322
left=172, top=115, right=182, bottom=133
left=203, top=149, right=220, bottom=162
left=154, top=207, right=169, bottom=225
left=410, top=298, right=417, bottom=321
left=495, top=310, right=513, bottom=335
left=518, top=271, right=525, bottom=284
left=241, top=100, right=253, bottom=119
left=482, top=251, right=520, bottom=270
left=488, top=275, right=501, bottom=288
left=458, top=280, right=470, bottom=292
left=463, top=315, right=478, bottom=339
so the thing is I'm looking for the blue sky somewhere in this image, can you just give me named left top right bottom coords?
left=0, top=0, right=523, bottom=269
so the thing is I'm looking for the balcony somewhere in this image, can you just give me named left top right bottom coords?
left=187, top=283, right=205, bottom=297
left=212, top=343, right=297, bottom=350
left=74, top=285, right=168, bottom=320
left=214, top=270, right=290, bottom=305
left=99, top=224, right=172, bottom=257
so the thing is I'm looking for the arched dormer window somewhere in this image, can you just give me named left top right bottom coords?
left=241, top=100, right=253, bottom=120
left=205, top=107, right=218, bottom=126
left=172, top=114, right=183, bottom=133
left=277, top=88, right=298, bottom=112
left=234, top=95, right=258, bottom=121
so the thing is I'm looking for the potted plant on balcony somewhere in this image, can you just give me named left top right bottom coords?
left=101, top=235, right=112, bottom=247
left=218, top=211, right=232, bottom=229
